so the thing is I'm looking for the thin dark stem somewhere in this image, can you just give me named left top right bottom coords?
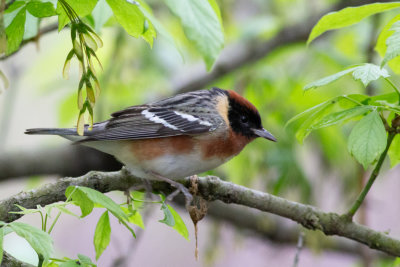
left=346, top=131, right=396, bottom=218
left=0, top=23, right=59, bottom=60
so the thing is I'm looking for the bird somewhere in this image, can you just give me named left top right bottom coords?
left=26, top=87, right=276, bottom=202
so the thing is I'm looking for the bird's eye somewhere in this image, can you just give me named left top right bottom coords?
left=240, top=115, right=248, bottom=123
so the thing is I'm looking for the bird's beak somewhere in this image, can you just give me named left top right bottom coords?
left=252, top=128, right=277, bottom=142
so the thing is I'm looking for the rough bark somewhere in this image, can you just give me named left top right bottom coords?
left=0, top=169, right=399, bottom=257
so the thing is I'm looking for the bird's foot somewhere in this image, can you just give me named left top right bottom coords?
left=123, top=178, right=155, bottom=204
left=150, top=172, right=193, bottom=208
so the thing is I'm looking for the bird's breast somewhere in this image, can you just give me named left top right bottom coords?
left=93, top=131, right=252, bottom=180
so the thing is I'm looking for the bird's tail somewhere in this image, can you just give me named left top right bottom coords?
left=25, top=127, right=78, bottom=136
left=25, top=123, right=106, bottom=142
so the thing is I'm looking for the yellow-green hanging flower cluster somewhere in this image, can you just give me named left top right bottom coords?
left=60, top=0, right=103, bottom=136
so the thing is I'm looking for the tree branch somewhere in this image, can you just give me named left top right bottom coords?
left=2, top=251, right=35, bottom=267
left=0, top=147, right=384, bottom=257
left=0, top=148, right=375, bottom=257
left=0, top=169, right=399, bottom=257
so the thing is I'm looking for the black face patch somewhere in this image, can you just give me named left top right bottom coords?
left=227, top=96, right=263, bottom=138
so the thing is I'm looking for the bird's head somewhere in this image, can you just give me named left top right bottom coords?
left=225, top=90, right=276, bottom=142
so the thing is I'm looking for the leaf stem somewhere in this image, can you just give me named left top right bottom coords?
left=47, top=187, right=77, bottom=234
left=384, top=78, right=400, bottom=104
left=39, top=211, right=44, bottom=231
left=43, top=213, right=48, bottom=231
left=346, top=131, right=396, bottom=218
left=47, top=211, right=61, bottom=234
left=128, top=198, right=162, bottom=204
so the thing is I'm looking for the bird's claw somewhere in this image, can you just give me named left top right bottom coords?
left=150, top=172, right=193, bottom=207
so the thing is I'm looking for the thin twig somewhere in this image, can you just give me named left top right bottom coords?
left=0, top=23, right=59, bottom=61
left=292, top=231, right=305, bottom=267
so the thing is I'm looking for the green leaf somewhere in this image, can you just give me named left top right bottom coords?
left=168, top=205, right=189, bottom=240
left=286, top=98, right=337, bottom=143
left=388, top=134, right=400, bottom=168
left=27, top=1, right=57, bottom=17
left=43, top=261, right=59, bottom=267
left=382, top=21, right=400, bottom=67
left=67, top=186, right=135, bottom=237
left=23, top=11, right=39, bottom=39
left=296, top=102, right=334, bottom=143
left=286, top=100, right=333, bottom=127
left=66, top=186, right=94, bottom=217
left=135, top=0, right=156, bottom=47
left=72, top=187, right=126, bottom=219
left=5, top=7, right=26, bottom=54
left=59, top=260, right=82, bottom=267
left=208, top=0, right=222, bottom=25
left=121, top=206, right=144, bottom=229
left=94, top=211, right=111, bottom=260
left=57, top=205, right=80, bottom=218
left=376, top=14, right=400, bottom=56
left=4, top=1, right=25, bottom=14
left=106, top=0, right=145, bottom=38
left=376, top=14, right=400, bottom=73
left=77, top=254, right=95, bottom=266
left=304, top=67, right=357, bottom=90
left=304, top=64, right=389, bottom=90
left=351, top=63, right=389, bottom=87
left=91, top=0, right=113, bottom=32
left=159, top=203, right=174, bottom=227
left=9, top=222, right=54, bottom=263
left=310, top=105, right=372, bottom=130
left=308, top=2, right=400, bottom=44
left=2, top=226, right=12, bottom=236
left=0, top=227, right=4, bottom=266
left=131, top=191, right=145, bottom=209
left=56, top=0, right=98, bottom=31
left=163, top=0, right=224, bottom=70
left=348, top=110, right=387, bottom=169
left=137, top=3, right=182, bottom=56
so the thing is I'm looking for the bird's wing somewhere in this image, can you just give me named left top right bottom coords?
left=82, top=103, right=223, bottom=142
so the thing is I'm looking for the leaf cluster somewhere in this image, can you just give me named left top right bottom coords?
left=0, top=186, right=189, bottom=266
left=289, top=2, right=400, bottom=169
